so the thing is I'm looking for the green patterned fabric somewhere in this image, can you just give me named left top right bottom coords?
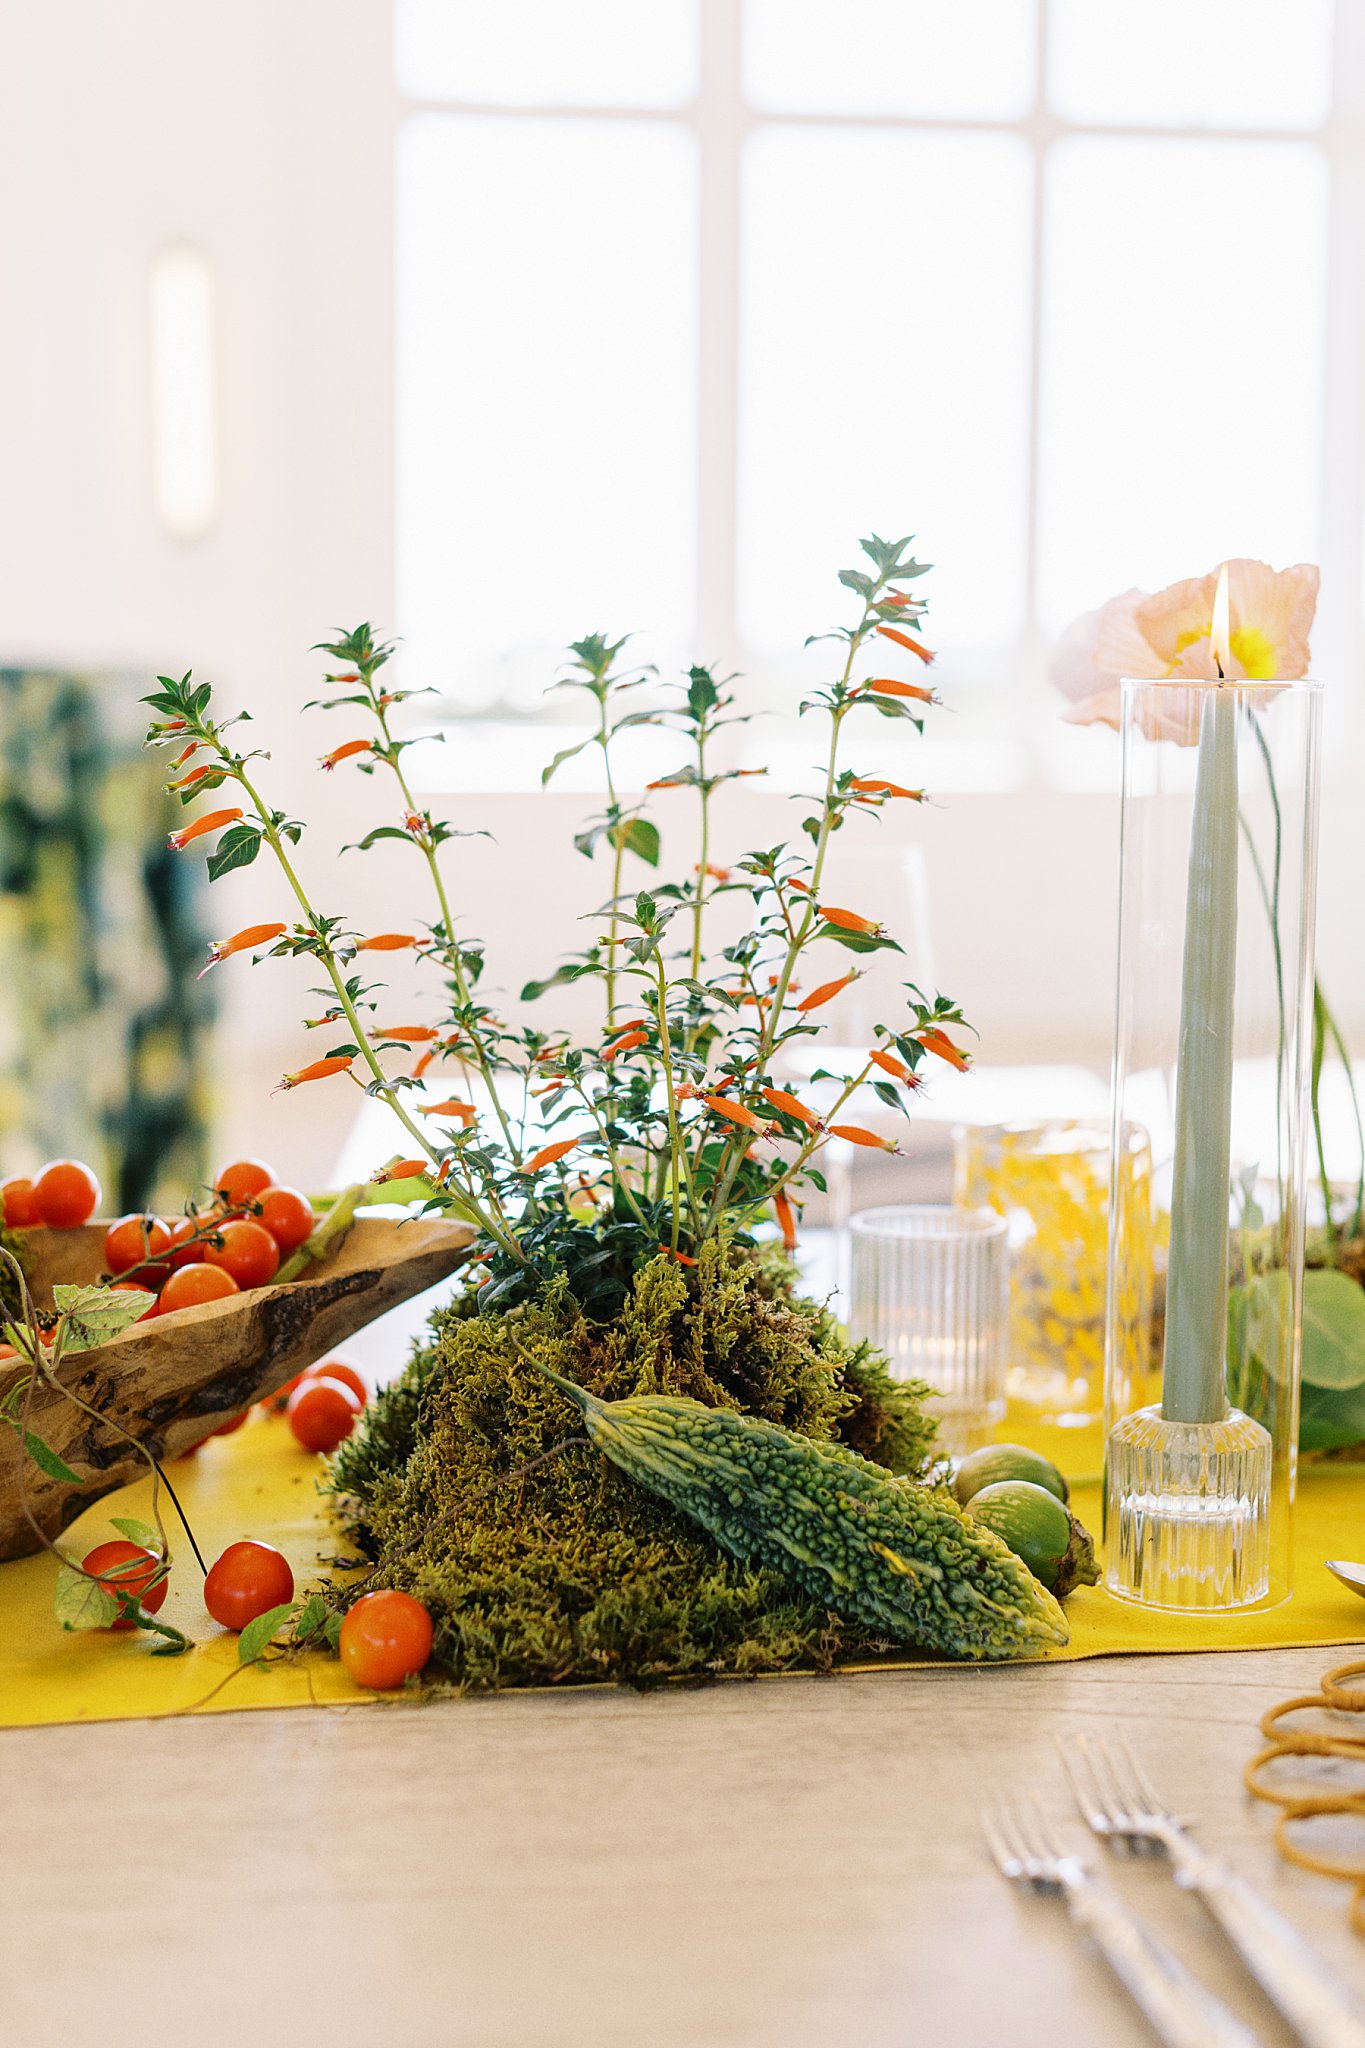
left=0, top=670, right=213, bottom=1210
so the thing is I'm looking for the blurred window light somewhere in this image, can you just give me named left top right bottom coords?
left=738, top=126, right=1031, bottom=659
left=744, top=0, right=1036, bottom=120
left=395, top=0, right=699, bottom=108
left=396, top=116, right=697, bottom=709
left=1048, top=0, right=1334, bottom=131
left=1037, top=137, right=1327, bottom=632
left=149, top=246, right=217, bottom=540
left=394, top=0, right=1344, bottom=790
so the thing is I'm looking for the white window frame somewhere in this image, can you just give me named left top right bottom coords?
left=392, top=0, right=1365, bottom=791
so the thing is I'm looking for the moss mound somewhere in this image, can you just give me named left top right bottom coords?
left=326, top=1242, right=938, bottom=1691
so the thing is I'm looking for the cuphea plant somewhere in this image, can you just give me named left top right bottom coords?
left=145, top=534, right=970, bottom=1318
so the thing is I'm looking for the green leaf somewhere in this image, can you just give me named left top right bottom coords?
left=23, top=1429, right=83, bottom=1485
left=111, top=1517, right=161, bottom=1550
left=816, top=923, right=903, bottom=955
left=323, top=1612, right=343, bottom=1652
left=53, top=1562, right=118, bottom=1631
left=53, top=1283, right=157, bottom=1353
left=237, top=1601, right=298, bottom=1665
left=1300, top=1377, right=1365, bottom=1452
left=610, top=817, right=660, bottom=867
left=292, top=1593, right=330, bottom=1644
left=1301, top=1268, right=1365, bottom=1389
left=206, top=824, right=264, bottom=881
left=521, top=961, right=590, bottom=1003
left=541, top=736, right=592, bottom=786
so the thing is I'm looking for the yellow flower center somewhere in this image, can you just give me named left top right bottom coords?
left=1229, top=626, right=1278, bottom=680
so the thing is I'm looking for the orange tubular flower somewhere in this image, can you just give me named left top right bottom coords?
left=274, top=1055, right=354, bottom=1092
left=321, top=738, right=372, bottom=771
left=602, top=1030, right=648, bottom=1061
left=917, top=1028, right=971, bottom=1072
left=850, top=777, right=926, bottom=801
left=412, top=1049, right=437, bottom=1080
left=829, top=1124, right=898, bottom=1151
left=868, top=1048, right=913, bottom=1083
left=200, top=922, right=288, bottom=977
left=368, top=1025, right=439, bottom=1043
left=419, top=1099, right=477, bottom=1124
left=875, top=624, right=935, bottom=664
left=819, top=906, right=882, bottom=936
left=695, top=863, right=730, bottom=883
left=795, top=971, right=858, bottom=1012
left=863, top=677, right=937, bottom=703
left=524, top=1137, right=581, bottom=1173
left=355, top=933, right=418, bottom=952
left=704, top=1094, right=768, bottom=1134
left=372, top=1158, right=431, bottom=1183
left=773, top=1187, right=798, bottom=1253
left=168, top=764, right=216, bottom=792
left=760, top=1086, right=820, bottom=1129
left=167, top=807, right=243, bottom=852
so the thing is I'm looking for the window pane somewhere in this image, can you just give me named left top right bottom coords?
left=397, top=117, right=697, bottom=707
left=1036, top=138, right=1326, bottom=631
left=744, top=0, right=1036, bottom=118
left=738, top=128, right=1031, bottom=666
left=396, top=0, right=699, bottom=107
left=1049, top=0, right=1333, bottom=130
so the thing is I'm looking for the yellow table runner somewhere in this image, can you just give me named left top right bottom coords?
left=2, top=1415, right=1363, bottom=1727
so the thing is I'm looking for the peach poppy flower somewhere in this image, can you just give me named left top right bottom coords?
left=1051, top=559, right=1318, bottom=737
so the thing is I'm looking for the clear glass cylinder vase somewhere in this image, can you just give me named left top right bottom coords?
left=1104, top=677, right=1321, bottom=1611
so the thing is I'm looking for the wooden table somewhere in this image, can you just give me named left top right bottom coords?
left=5, top=1646, right=1363, bottom=2047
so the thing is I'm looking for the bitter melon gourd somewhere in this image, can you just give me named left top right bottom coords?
left=539, top=1365, right=1068, bottom=1661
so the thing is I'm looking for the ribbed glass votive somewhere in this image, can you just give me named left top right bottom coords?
left=848, top=1205, right=1008, bottom=1456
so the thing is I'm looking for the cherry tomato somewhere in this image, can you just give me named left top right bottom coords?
left=104, top=1212, right=172, bottom=1279
left=111, top=1280, right=159, bottom=1323
left=157, top=1263, right=240, bottom=1315
left=300, top=1358, right=367, bottom=1408
left=339, top=1590, right=434, bottom=1690
left=211, top=1410, right=249, bottom=1437
left=0, top=1177, right=39, bottom=1228
left=214, top=1158, right=275, bottom=1205
left=258, top=1185, right=316, bottom=1253
left=82, top=1540, right=167, bottom=1629
left=33, top=1159, right=101, bottom=1229
left=205, top=1218, right=279, bottom=1290
left=203, top=1539, right=295, bottom=1631
left=286, top=1375, right=361, bottom=1453
left=0, top=1343, right=18, bottom=1362
left=165, top=1215, right=208, bottom=1268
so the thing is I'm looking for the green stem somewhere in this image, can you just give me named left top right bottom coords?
left=653, top=957, right=683, bottom=1254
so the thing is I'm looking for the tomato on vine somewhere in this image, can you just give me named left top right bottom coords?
left=339, top=1589, right=433, bottom=1689
left=205, top=1219, right=280, bottom=1289
left=215, top=1158, right=275, bottom=1205
left=33, top=1160, right=101, bottom=1229
left=104, top=1213, right=172, bottom=1278
left=82, top=1541, right=167, bottom=1629
left=258, top=1185, right=315, bottom=1252
left=158, top=1263, right=240, bottom=1314
left=203, top=1540, right=294, bottom=1631
left=0, top=1177, right=39, bottom=1228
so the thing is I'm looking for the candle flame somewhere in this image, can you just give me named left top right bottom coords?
left=1211, top=562, right=1231, bottom=679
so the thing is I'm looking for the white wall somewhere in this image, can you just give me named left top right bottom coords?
left=1, top=0, right=1361, bottom=1187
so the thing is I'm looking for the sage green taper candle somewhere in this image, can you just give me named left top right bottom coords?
left=1162, top=686, right=1238, bottom=1425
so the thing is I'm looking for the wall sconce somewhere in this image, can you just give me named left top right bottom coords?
left=150, top=246, right=218, bottom=538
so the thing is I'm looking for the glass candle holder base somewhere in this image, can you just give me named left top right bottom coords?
left=1104, top=1404, right=1272, bottom=1611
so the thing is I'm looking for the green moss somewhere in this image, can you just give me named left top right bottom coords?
left=326, top=1242, right=937, bottom=1690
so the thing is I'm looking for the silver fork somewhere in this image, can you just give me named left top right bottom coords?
left=982, top=1794, right=1258, bottom=2047
left=1064, top=1734, right=1365, bottom=2048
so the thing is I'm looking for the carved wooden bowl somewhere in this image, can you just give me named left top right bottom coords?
left=0, top=1214, right=475, bottom=1559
